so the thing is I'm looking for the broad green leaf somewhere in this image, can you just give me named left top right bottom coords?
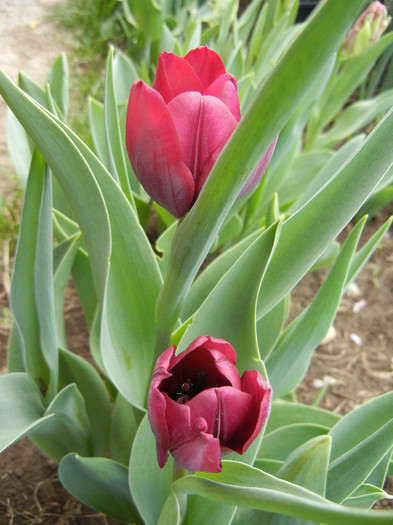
left=278, top=435, right=331, bottom=495
left=0, top=68, right=163, bottom=409
left=104, top=48, right=134, bottom=204
left=343, top=483, right=393, bottom=509
left=174, top=461, right=393, bottom=524
left=122, top=0, right=163, bottom=41
left=345, top=217, right=393, bottom=286
left=316, top=88, right=393, bottom=149
left=129, top=415, right=173, bottom=525
left=156, top=221, right=177, bottom=278
left=257, top=295, right=289, bottom=361
left=0, top=68, right=111, bottom=301
left=59, top=454, right=142, bottom=523
left=266, top=401, right=340, bottom=435
left=177, top=220, right=282, bottom=375
left=356, top=186, right=393, bottom=219
left=47, top=53, right=69, bottom=120
left=319, top=32, right=393, bottom=130
left=88, top=97, right=108, bottom=167
left=53, top=235, right=81, bottom=347
left=277, top=150, right=333, bottom=205
left=112, top=47, right=139, bottom=104
left=111, top=394, right=143, bottom=466
left=237, top=0, right=264, bottom=45
left=0, top=372, right=46, bottom=453
left=157, top=491, right=181, bottom=525
left=327, top=391, right=393, bottom=502
left=9, top=151, right=49, bottom=383
left=257, top=108, right=393, bottom=321
left=259, top=423, right=329, bottom=462
left=18, top=71, right=46, bottom=107
left=291, top=134, right=365, bottom=213
left=234, top=436, right=332, bottom=525
left=30, top=384, right=92, bottom=461
left=58, top=347, right=111, bottom=457
left=266, top=217, right=366, bottom=397
left=6, top=109, right=31, bottom=185
left=183, top=495, right=235, bottom=525
left=34, top=165, right=58, bottom=399
left=181, top=228, right=262, bottom=321
left=155, top=0, right=369, bottom=345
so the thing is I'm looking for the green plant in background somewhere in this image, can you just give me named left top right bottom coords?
left=1, top=0, right=393, bottom=523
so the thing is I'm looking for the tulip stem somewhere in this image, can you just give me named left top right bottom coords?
left=172, top=461, right=187, bottom=482
left=173, top=461, right=188, bottom=520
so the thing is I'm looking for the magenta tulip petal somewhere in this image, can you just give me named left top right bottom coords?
left=188, top=387, right=252, bottom=443
left=126, top=81, right=195, bottom=218
left=153, top=52, right=204, bottom=103
left=148, top=336, right=272, bottom=472
left=205, top=74, right=241, bottom=121
left=168, top=93, right=237, bottom=194
left=171, top=425, right=222, bottom=472
left=185, top=46, right=226, bottom=90
left=238, top=135, right=279, bottom=198
left=227, top=370, right=272, bottom=453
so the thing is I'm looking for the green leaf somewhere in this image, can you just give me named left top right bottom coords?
left=129, top=415, right=173, bottom=525
left=327, top=391, right=393, bottom=503
left=156, top=0, right=369, bottom=344
left=47, top=53, right=69, bottom=120
left=0, top=68, right=163, bottom=410
left=181, top=228, right=262, bottom=321
left=30, top=384, right=92, bottom=461
left=157, top=491, right=181, bottom=525
left=177, top=220, right=282, bottom=375
left=104, top=47, right=134, bottom=204
left=265, top=401, right=340, bottom=435
left=257, top=108, right=393, bottom=321
left=266, top=217, right=366, bottom=397
left=9, top=151, right=50, bottom=384
left=236, top=436, right=332, bottom=525
left=53, top=235, right=81, bottom=347
left=112, top=47, right=139, bottom=104
left=88, top=97, right=108, bottom=167
left=58, top=347, right=111, bottom=457
left=174, top=461, right=393, bottom=524
left=0, top=372, right=46, bottom=453
left=59, top=454, right=142, bottom=523
left=356, top=186, right=393, bottom=219
left=319, top=32, right=393, bottom=130
left=278, top=435, right=332, bottom=495
left=6, top=109, right=31, bottom=185
left=34, top=165, right=58, bottom=399
left=343, top=483, right=393, bottom=509
left=111, top=394, right=143, bottom=465
left=260, top=423, right=329, bottom=462
left=316, top=88, right=393, bottom=149
left=257, top=295, right=289, bottom=360
left=0, top=68, right=111, bottom=302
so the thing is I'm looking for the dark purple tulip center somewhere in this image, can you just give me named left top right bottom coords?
left=174, top=371, right=206, bottom=404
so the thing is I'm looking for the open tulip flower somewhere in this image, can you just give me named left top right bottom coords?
left=148, top=336, right=272, bottom=473
left=126, top=46, right=277, bottom=218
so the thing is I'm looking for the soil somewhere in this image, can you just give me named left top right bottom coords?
left=0, top=1, right=392, bottom=523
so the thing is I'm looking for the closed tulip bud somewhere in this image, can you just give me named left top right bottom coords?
left=342, top=2, right=389, bottom=59
left=126, top=46, right=277, bottom=218
left=147, top=336, right=272, bottom=473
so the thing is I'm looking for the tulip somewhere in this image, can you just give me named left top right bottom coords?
left=342, top=2, right=389, bottom=59
left=126, top=46, right=277, bottom=218
left=147, top=335, right=272, bottom=473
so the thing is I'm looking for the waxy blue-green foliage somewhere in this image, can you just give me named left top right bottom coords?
left=1, top=0, right=393, bottom=523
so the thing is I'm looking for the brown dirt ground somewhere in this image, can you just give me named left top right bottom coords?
left=0, top=1, right=392, bottom=523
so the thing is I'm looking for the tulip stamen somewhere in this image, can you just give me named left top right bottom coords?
left=175, top=371, right=206, bottom=403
